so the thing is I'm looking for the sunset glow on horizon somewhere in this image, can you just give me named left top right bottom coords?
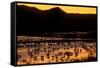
left=17, top=3, right=96, bottom=14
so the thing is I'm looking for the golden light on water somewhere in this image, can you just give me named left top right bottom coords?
left=17, top=3, right=96, bottom=14
left=17, top=36, right=96, bottom=65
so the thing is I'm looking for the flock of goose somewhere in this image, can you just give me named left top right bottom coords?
left=17, top=41, right=96, bottom=65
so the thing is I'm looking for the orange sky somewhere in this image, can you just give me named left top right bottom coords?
left=17, top=3, right=96, bottom=14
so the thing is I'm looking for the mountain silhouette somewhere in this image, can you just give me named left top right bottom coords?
left=45, top=7, right=67, bottom=14
left=16, top=5, right=97, bottom=38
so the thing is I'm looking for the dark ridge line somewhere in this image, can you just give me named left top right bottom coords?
left=17, top=5, right=96, bottom=15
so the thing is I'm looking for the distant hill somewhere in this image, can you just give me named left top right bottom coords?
left=16, top=5, right=97, bottom=36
